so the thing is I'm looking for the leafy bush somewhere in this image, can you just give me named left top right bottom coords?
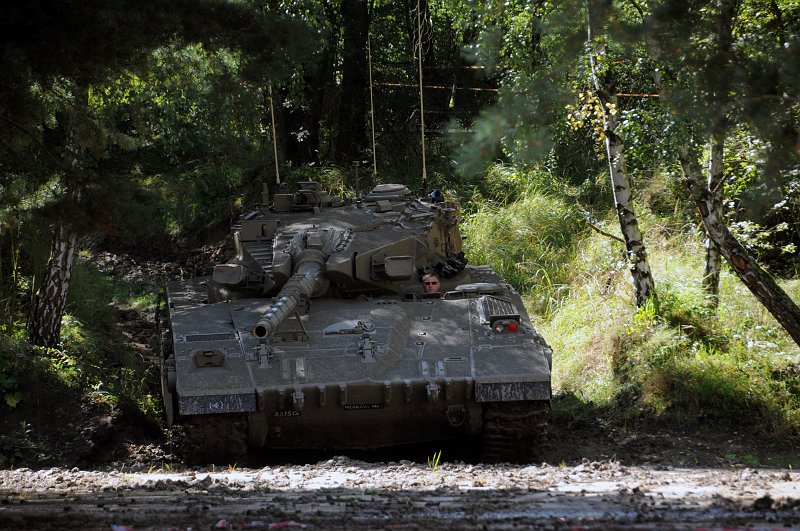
left=0, top=334, right=25, bottom=408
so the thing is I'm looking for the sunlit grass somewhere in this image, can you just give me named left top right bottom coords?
left=463, top=178, right=582, bottom=317
left=467, top=166, right=800, bottom=438
left=540, top=211, right=800, bottom=436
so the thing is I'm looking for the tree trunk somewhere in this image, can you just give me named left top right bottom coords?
left=680, top=147, right=800, bottom=346
left=645, top=1, right=800, bottom=347
left=28, top=223, right=77, bottom=348
left=587, top=1, right=656, bottom=308
left=702, top=135, right=724, bottom=307
left=28, top=89, right=85, bottom=348
left=334, top=0, right=369, bottom=164
left=652, top=65, right=800, bottom=348
left=700, top=0, right=738, bottom=308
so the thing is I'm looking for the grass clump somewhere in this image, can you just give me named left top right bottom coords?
left=540, top=206, right=800, bottom=438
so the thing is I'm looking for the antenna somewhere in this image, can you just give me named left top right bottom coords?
left=368, top=32, right=378, bottom=178
left=416, top=0, right=427, bottom=184
left=268, top=82, right=281, bottom=184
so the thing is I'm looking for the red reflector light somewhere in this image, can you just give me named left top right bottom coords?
left=492, top=319, right=519, bottom=333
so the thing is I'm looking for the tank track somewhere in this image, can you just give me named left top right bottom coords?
left=481, top=400, right=549, bottom=463
left=182, top=414, right=249, bottom=466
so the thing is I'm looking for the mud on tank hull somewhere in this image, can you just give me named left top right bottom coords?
left=160, top=266, right=552, bottom=465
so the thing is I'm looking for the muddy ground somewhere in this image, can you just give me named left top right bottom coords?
left=1, top=250, right=799, bottom=529
left=2, top=456, right=799, bottom=530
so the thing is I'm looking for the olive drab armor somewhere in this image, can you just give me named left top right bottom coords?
left=159, top=182, right=552, bottom=464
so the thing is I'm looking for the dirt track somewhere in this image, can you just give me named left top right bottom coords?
left=2, top=457, right=799, bottom=530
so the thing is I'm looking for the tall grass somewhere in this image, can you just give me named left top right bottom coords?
left=466, top=165, right=800, bottom=439
left=462, top=166, right=583, bottom=317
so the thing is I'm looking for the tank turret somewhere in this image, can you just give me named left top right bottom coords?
left=159, top=181, right=552, bottom=465
left=252, top=227, right=343, bottom=340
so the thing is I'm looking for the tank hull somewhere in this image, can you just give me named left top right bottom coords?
left=163, top=267, right=551, bottom=459
left=160, top=184, right=552, bottom=463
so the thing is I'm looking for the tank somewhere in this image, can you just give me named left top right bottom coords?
left=158, top=181, right=552, bottom=464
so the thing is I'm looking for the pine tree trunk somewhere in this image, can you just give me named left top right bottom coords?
left=702, top=135, right=724, bottom=307
left=334, top=0, right=369, bottom=164
left=587, top=2, right=656, bottom=308
left=28, top=223, right=77, bottom=348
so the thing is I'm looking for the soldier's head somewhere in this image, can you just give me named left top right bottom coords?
left=422, top=273, right=440, bottom=293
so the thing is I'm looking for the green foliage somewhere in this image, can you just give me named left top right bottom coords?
left=463, top=165, right=583, bottom=315
left=0, top=422, right=33, bottom=467
left=283, top=165, right=349, bottom=199
left=463, top=163, right=800, bottom=438
left=427, top=449, right=443, bottom=472
left=0, top=334, right=25, bottom=408
left=148, top=164, right=247, bottom=239
left=0, top=0, right=797, bottom=464
left=69, top=259, right=158, bottom=329
left=541, top=185, right=800, bottom=437
left=0, top=256, right=161, bottom=427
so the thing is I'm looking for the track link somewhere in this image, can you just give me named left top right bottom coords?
left=182, top=414, right=249, bottom=466
left=481, top=400, right=549, bottom=463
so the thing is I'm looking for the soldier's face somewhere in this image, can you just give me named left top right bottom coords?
left=422, top=275, right=440, bottom=293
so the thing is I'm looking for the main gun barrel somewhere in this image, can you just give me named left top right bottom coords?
left=252, top=248, right=330, bottom=339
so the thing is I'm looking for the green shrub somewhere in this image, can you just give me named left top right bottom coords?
left=541, top=204, right=800, bottom=437
left=0, top=334, right=25, bottom=408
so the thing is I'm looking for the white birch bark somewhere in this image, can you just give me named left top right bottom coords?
left=28, top=94, right=84, bottom=348
left=702, top=135, right=724, bottom=307
left=29, top=223, right=77, bottom=348
left=645, top=3, right=800, bottom=346
left=680, top=146, right=800, bottom=345
left=587, top=2, right=655, bottom=308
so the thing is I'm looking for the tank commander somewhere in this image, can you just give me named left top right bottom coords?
left=422, top=273, right=441, bottom=293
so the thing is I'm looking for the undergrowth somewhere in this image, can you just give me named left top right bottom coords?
left=2, top=163, right=799, bottom=465
left=466, top=164, right=800, bottom=440
left=462, top=165, right=582, bottom=316
left=0, top=260, right=161, bottom=467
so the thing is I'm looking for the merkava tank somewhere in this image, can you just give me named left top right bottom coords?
left=159, top=181, right=552, bottom=464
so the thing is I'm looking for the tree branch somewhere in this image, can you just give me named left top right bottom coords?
left=0, top=115, right=66, bottom=172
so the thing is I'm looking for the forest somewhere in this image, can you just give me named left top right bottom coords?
left=1, top=0, right=799, bottom=466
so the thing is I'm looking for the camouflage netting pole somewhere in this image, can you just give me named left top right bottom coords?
left=269, top=82, right=280, bottom=184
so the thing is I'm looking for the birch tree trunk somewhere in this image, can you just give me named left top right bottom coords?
left=653, top=79, right=800, bottom=346
left=700, top=0, right=738, bottom=308
left=28, top=223, right=77, bottom=348
left=679, top=147, right=800, bottom=345
left=587, top=2, right=656, bottom=308
left=702, top=135, right=724, bottom=307
left=28, top=94, right=84, bottom=348
left=644, top=2, right=800, bottom=346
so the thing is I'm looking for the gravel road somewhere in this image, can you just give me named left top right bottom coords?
left=2, top=457, right=799, bottom=530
